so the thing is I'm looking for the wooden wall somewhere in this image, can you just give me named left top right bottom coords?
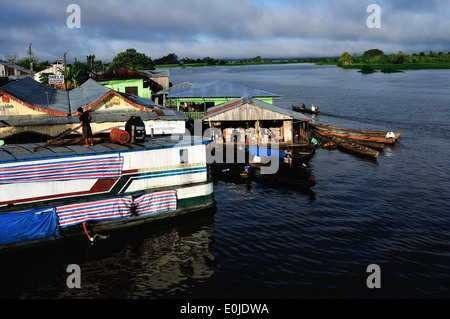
left=206, top=103, right=292, bottom=122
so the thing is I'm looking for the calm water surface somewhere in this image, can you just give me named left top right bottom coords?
left=0, top=64, right=449, bottom=299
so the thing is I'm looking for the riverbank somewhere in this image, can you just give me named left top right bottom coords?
left=155, top=60, right=450, bottom=72
left=341, top=62, right=450, bottom=71
left=154, top=59, right=321, bottom=69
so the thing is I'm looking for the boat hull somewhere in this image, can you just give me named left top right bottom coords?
left=313, top=124, right=403, bottom=142
left=314, top=129, right=396, bottom=144
left=292, top=105, right=320, bottom=114
left=315, top=131, right=379, bottom=158
left=0, top=137, right=216, bottom=251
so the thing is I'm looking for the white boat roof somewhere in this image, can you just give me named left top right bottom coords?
left=0, top=136, right=212, bottom=164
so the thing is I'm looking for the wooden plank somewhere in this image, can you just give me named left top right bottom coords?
left=34, top=124, right=82, bottom=151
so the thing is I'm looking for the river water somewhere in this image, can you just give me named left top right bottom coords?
left=0, top=64, right=449, bottom=300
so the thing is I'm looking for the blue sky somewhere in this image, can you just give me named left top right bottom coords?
left=0, top=0, right=448, bottom=63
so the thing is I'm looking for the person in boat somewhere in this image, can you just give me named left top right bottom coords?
left=77, top=107, right=93, bottom=147
left=311, top=104, right=318, bottom=112
left=301, top=103, right=306, bottom=109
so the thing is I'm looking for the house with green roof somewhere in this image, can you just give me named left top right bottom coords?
left=93, top=68, right=171, bottom=101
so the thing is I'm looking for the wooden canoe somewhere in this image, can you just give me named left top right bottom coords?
left=313, top=124, right=404, bottom=140
left=315, top=131, right=379, bottom=158
left=313, top=127, right=397, bottom=144
left=329, top=136, right=385, bottom=150
left=292, top=105, right=320, bottom=114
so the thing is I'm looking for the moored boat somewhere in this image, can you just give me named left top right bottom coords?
left=312, top=124, right=403, bottom=143
left=313, top=128, right=396, bottom=144
left=293, top=145, right=317, bottom=163
left=248, top=165, right=316, bottom=189
left=247, top=147, right=290, bottom=168
left=0, top=135, right=215, bottom=251
left=328, top=136, right=385, bottom=150
left=292, top=105, right=320, bottom=114
left=314, top=131, right=379, bottom=158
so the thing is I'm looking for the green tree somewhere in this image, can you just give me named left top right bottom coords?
left=362, top=49, right=384, bottom=62
left=86, top=54, right=103, bottom=73
left=203, top=57, right=216, bottom=65
left=339, top=52, right=352, bottom=66
left=39, top=72, right=54, bottom=85
left=154, top=53, right=179, bottom=65
left=68, top=59, right=89, bottom=87
left=109, top=48, right=154, bottom=71
left=253, top=56, right=262, bottom=63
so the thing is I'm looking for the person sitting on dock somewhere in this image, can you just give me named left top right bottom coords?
left=77, top=107, right=94, bottom=147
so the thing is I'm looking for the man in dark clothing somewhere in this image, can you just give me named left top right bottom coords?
left=77, top=107, right=93, bottom=147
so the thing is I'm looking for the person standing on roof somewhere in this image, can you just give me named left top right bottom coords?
left=77, top=107, right=93, bottom=147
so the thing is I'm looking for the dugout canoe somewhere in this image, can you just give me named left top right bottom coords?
left=313, top=124, right=403, bottom=143
left=315, top=131, right=379, bottom=158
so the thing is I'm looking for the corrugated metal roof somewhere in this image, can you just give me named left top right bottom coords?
left=203, top=96, right=310, bottom=121
left=69, top=78, right=111, bottom=110
left=139, top=69, right=170, bottom=78
left=167, top=80, right=281, bottom=99
left=1, top=109, right=187, bottom=127
left=92, top=109, right=187, bottom=122
left=0, top=136, right=211, bottom=163
left=0, top=78, right=186, bottom=124
left=0, top=61, right=31, bottom=74
left=156, top=82, right=200, bottom=95
left=0, top=77, right=70, bottom=114
left=117, top=92, right=154, bottom=109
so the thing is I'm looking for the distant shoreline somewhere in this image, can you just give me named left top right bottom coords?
left=340, top=62, right=450, bottom=71
left=155, top=61, right=450, bottom=71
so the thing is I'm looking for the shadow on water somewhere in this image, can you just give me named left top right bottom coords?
left=211, top=157, right=317, bottom=202
left=0, top=208, right=218, bottom=299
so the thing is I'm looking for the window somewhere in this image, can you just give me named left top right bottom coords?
left=125, top=86, right=139, bottom=96
left=180, top=149, right=188, bottom=164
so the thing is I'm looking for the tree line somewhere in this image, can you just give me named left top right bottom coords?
left=4, top=47, right=448, bottom=87
left=1, top=48, right=229, bottom=87
left=339, top=49, right=450, bottom=66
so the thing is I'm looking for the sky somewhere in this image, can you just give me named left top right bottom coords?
left=1, top=0, right=449, bottom=63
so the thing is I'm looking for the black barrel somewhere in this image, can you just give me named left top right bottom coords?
left=125, top=116, right=146, bottom=143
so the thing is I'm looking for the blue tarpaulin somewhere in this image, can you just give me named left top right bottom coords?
left=247, top=147, right=288, bottom=159
left=0, top=207, right=60, bottom=245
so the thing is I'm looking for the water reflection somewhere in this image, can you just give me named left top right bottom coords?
left=0, top=210, right=217, bottom=298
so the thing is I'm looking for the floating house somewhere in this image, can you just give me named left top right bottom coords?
left=166, top=80, right=281, bottom=120
left=93, top=68, right=171, bottom=101
left=0, top=77, right=187, bottom=143
left=0, top=134, right=215, bottom=250
left=203, top=96, right=311, bottom=145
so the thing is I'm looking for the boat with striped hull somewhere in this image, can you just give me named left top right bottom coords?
left=0, top=136, right=215, bottom=250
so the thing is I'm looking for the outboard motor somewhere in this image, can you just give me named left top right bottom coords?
left=125, top=116, right=146, bottom=144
